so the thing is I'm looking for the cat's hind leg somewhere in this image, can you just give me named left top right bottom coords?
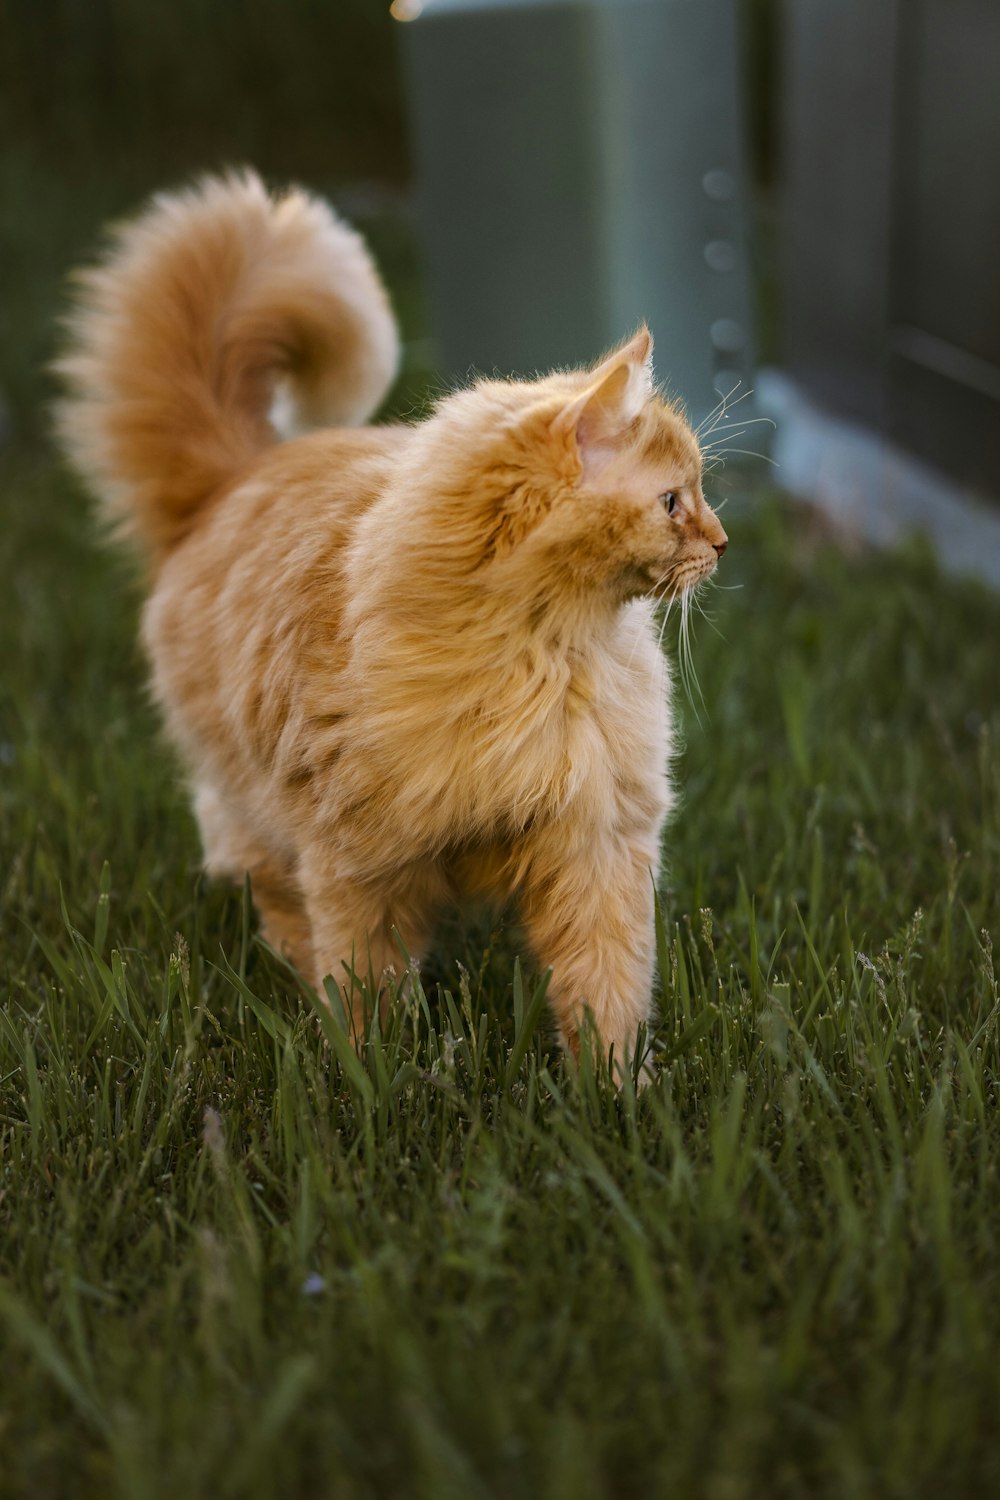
left=194, top=782, right=314, bottom=976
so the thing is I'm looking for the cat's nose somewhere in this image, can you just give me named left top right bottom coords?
left=713, top=537, right=728, bottom=558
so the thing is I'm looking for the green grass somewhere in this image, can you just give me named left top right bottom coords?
left=1, top=20, right=999, bottom=1481
left=3, top=414, right=999, bottom=1496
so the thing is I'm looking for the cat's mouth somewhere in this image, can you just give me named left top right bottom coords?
left=640, top=556, right=716, bottom=599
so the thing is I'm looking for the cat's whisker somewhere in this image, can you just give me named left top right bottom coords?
left=702, top=412, right=776, bottom=440
left=657, top=621, right=669, bottom=661
left=694, top=388, right=735, bottom=438
left=653, top=581, right=679, bottom=659
left=701, top=416, right=777, bottom=452
left=624, top=568, right=675, bottom=669
left=675, top=591, right=705, bottom=724
left=698, top=385, right=755, bottom=440
left=708, top=446, right=779, bottom=468
left=686, top=610, right=707, bottom=716
left=656, top=597, right=675, bottom=659
left=689, top=580, right=727, bottom=642
left=695, top=381, right=749, bottom=437
left=702, top=432, right=749, bottom=457
left=701, top=420, right=750, bottom=445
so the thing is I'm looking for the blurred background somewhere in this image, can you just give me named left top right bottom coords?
left=1, top=0, right=997, bottom=568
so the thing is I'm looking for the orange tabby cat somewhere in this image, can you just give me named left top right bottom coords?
left=58, top=170, right=727, bottom=1080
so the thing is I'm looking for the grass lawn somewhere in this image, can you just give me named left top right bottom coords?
left=2, top=146, right=1000, bottom=1493
left=2, top=412, right=999, bottom=1495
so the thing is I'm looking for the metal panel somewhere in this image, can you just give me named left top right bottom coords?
left=398, top=0, right=757, bottom=427
left=887, top=0, right=1000, bottom=482
left=892, top=0, right=1000, bottom=369
left=399, top=1, right=608, bottom=378
left=598, top=0, right=756, bottom=413
left=780, top=0, right=1000, bottom=490
left=780, top=0, right=897, bottom=419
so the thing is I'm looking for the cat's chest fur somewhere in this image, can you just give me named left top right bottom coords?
left=335, top=602, right=671, bottom=867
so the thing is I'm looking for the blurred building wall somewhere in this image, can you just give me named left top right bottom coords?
left=781, top=0, right=1000, bottom=495
left=398, top=0, right=758, bottom=428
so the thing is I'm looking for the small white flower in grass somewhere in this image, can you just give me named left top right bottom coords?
left=202, top=1105, right=226, bottom=1171
left=301, top=1272, right=326, bottom=1297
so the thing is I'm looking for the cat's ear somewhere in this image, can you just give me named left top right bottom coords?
left=552, top=327, right=654, bottom=466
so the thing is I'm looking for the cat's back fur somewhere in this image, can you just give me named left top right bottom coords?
left=58, top=169, right=728, bottom=1080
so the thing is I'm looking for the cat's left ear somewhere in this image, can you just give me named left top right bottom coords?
left=552, top=327, right=654, bottom=467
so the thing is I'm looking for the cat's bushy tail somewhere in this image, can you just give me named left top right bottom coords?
left=56, top=169, right=399, bottom=561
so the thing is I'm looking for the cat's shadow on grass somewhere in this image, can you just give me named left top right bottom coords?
left=205, top=873, right=544, bottom=1049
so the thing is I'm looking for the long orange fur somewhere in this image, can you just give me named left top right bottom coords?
left=57, top=170, right=728, bottom=1080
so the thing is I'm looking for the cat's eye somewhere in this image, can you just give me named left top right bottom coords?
left=661, top=491, right=678, bottom=514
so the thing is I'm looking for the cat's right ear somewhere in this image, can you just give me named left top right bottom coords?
left=551, top=327, right=654, bottom=472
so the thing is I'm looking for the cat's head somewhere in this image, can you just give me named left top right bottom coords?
left=467, top=328, right=727, bottom=605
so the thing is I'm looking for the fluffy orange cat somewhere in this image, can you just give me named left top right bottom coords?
left=58, top=170, right=727, bottom=1081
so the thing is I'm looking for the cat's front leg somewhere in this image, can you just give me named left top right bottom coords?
left=518, top=824, right=660, bottom=1082
left=300, top=854, right=448, bottom=1041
